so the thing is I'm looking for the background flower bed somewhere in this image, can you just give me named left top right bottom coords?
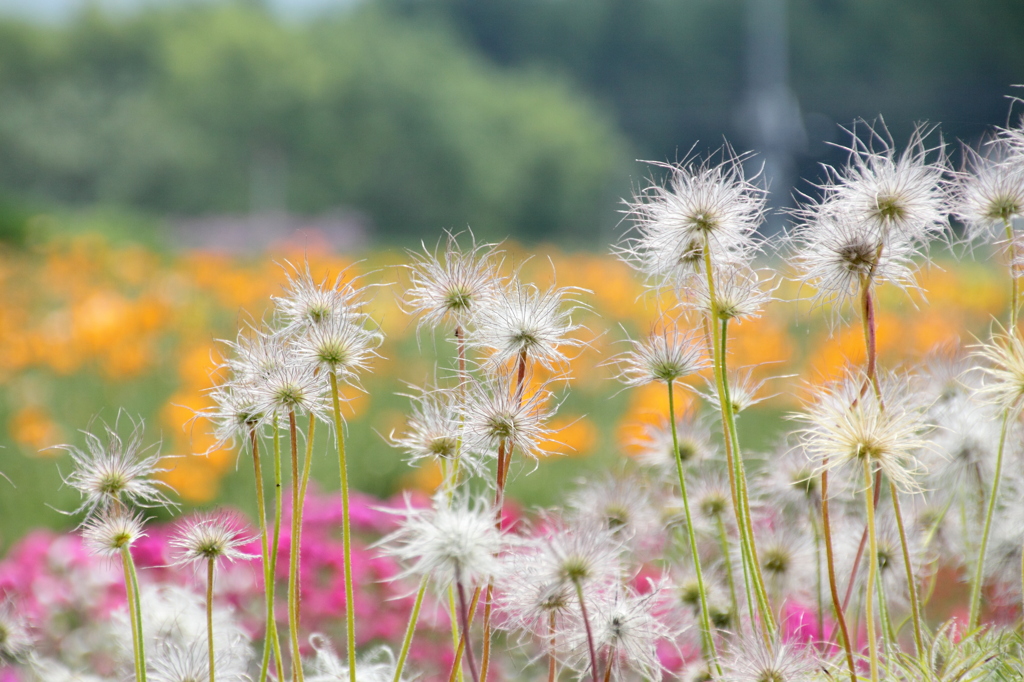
left=0, top=229, right=1005, bottom=550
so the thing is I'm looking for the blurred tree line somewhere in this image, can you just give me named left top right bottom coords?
left=0, top=4, right=629, bottom=243
left=0, top=0, right=1022, bottom=244
left=386, top=0, right=1024, bottom=168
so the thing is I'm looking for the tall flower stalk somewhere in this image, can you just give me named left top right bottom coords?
left=613, top=326, right=719, bottom=668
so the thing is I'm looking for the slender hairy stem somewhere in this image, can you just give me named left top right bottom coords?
left=122, top=548, right=143, bottom=682
left=889, top=481, right=924, bottom=657
left=124, top=546, right=147, bottom=682
left=809, top=506, right=824, bottom=641
left=328, top=371, right=357, bottom=682
left=480, top=350, right=530, bottom=682
left=573, top=580, right=600, bottom=682
left=448, top=325, right=468, bottom=497
left=700, top=250, right=756, bottom=633
left=668, top=380, right=720, bottom=673
left=547, top=611, right=558, bottom=682
left=843, top=470, right=883, bottom=612
left=448, top=588, right=465, bottom=682
left=270, top=417, right=286, bottom=682
left=455, top=569, right=480, bottom=682
left=1005, top=217, right=1019, bottom=332
left=876, top=575, right=895, bottom=658
left=716, top=514, right=740, bottom=625
left=288, top=410, right=305, bottom=682
left=448, top=587, right=481, bottom=682
left=863, top=459, right=880, bottom=682
left=394, top=576, right=429, bottom=682
left=207, top=558, right=216, bottom=682
left=480, top=586, right=493, bottom=682
left=820, top=468, right=856, bottom=682
left=719, top=318, right=775, bottom=635
left=969, top=407, right=1011, bottom=628
left=250, top=426, right=281, bottom=682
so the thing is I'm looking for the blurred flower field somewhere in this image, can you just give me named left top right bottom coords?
left=0, top=229, right=1007, bottom=550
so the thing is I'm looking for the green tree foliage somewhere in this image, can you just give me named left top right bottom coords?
left=386, top=0, right=1024, bottom=161
left=0, top=5, right=630, bottom=242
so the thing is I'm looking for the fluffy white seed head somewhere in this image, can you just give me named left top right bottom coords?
left=273, top=261, right=365, bottom=333
left=630, top=411, right=715, bottom=475
left=953, top=141, right=1024, bottom=241
left=391, top=385, right=482, bottom=473
left=170, top=512, right=257, bottom=570
left=251, top=360, right=327, bottom=419
left=796, top=370, right=931, bottom=494
left=0, top=601, right=32, bottom=664
left=804, top=121, right=949, bottom=246
left=720, top=634, right=818, bottom=682
left=619, top=150, right=767, bottom=288
left=58, top=418, right=175, bottom=521
left=691, top=265, right=776, bottom=321
left=402, top=230, right=503, bottom=330
left=613, top=325, right=709, bottom=387
left=460, top=373, right=556, bottom=462
left=470, top=279, right=586, bottom=371
left=529, top=517, right=625, bottom=588
left=293, top=314, right=383, bottom=378
left=791, top=210, right=918, bottom=313
left=377, top=494, right=505, bottom=590
left=972, top=331, right=1024, bottom=413
left=205, top=383, right=264, bottom=450
left=567, top=473, right=663, bottom=553
left=564, top=582, right=679, bottom=681
left=306, top=637, right=406, bottom=682
left=81, top=507, right=147, bottom=556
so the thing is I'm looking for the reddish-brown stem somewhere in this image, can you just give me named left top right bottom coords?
left=455, top=570, right=480, bottom=682
left=821, top=467, right=857, bottom=682
left=448, top=587, right=482, bottom=682
left=574, top=581, right=600, bottom=682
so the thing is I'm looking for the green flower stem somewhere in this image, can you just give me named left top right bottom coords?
left=969, top=407, right=1011, bottom=628
left=876, top=576, right=896, bottom=660
left=863, top=458, right=880, bottom=682
left=808, top=507, right=824, bottom=640
left=699, top=247, right=762, bottom=638
left=448, top=325, right=468, bottom=498
left=250, top=426, right=282, bottom=682
left=1005, top=217, right=1018, bottom=332
left=270, top=417, right=286, bottom=682
left=668, top=380, right=721, bottom=674
left=547, top=611, right=558, bottom=682
left=125, top=545, right=147, bottom=682
left=288, top=410, right=305, bottom=682
left=889, top=480, right=924, bottom=658
left=821, top=467, right=856, bottom=682
left=716, top=514, right=740, bottom=625
left=480, top=586, right=494, bottom=682
left=207, top=557, right=216, bottom=682
left=719, top=318, right=775, bottom=635
left=393, top=575, right=428, bottom=682
left=842, top=470, right=883, bottom=612
left=328, top=370, right=357, bottom=682
left=121, top=547, right=144, bottom=682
